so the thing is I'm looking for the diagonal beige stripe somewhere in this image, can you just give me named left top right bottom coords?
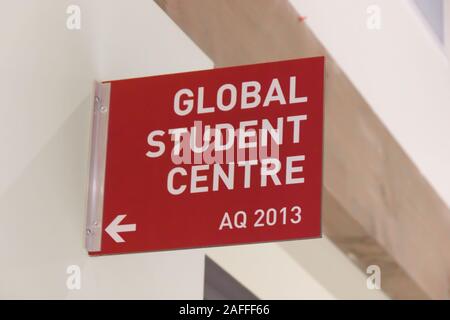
left=156, top=0, right=450, bottom=299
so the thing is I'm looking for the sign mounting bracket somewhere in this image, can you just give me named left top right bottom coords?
left=85, top=82, right=111, bottom=253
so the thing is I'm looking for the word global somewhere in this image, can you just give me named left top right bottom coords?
left=172, top=76, right=307, bottom=116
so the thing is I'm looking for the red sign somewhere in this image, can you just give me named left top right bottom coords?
left=86, top=57, right=324, bottom=255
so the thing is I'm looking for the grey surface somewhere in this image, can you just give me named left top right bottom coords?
left=204, top=256, right=258, bottom=300
left=414, top=0, right=444, bottom=42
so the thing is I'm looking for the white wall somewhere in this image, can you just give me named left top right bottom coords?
left=290, top=0, right=450, bottom=210
left=206, top=239, right=388, bottom=300
left=0, top=0, right=211, bottom=299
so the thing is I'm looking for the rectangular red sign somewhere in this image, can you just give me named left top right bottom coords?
left=86, top=57, right=324, bottom=255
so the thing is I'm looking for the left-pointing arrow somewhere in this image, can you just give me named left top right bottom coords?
left=105, top=214, right=136, bottom=243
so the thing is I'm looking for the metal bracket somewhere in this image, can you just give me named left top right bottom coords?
left=85, top=82, right=111, bottom=253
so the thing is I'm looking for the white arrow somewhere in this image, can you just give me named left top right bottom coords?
left=105, top=214, right=136, bottom=243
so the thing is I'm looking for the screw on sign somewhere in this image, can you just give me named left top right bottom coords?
left=86, top=57, right=325, bottom=255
